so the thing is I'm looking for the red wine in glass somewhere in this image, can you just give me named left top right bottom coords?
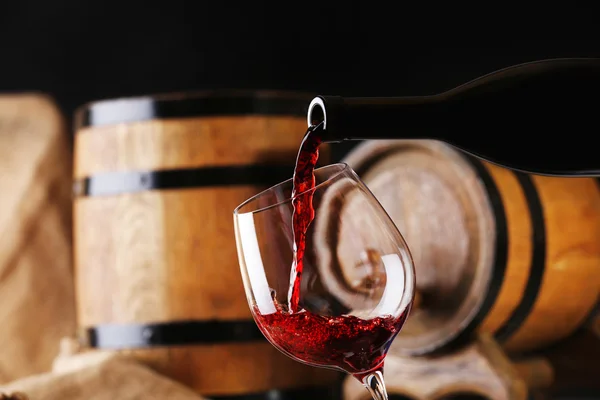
left=274, top=122, right=411, bottom=398
left=253, top=303, right=409, bottom=381
left=233, top=122, right=415, bottom=400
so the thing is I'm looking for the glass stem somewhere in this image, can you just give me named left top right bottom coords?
left=362, top=370, right=388, bottom=400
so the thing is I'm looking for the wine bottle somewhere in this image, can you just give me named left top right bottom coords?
left=307, top=58, right=600, bottom=176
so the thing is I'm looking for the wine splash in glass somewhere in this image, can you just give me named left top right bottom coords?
left=233, top=123, right=415, bottom=400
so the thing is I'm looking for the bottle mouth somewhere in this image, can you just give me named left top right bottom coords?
left=307, top=96, right=326, bottom=128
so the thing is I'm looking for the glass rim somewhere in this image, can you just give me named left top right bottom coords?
left=233, top=162, right=350, bottom=215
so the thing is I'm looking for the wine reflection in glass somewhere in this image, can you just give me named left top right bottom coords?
left=233, top=163, right=415, bottom=400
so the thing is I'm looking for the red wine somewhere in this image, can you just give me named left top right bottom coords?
left=287, top=122, right=323, bottom=313
left=306, top=58, right=600, bottom=176
left=263, top=114, right=409, bottom=380
left=253, top=304, right=408, bottom=378
left=263, top=119, right=408, bottom=380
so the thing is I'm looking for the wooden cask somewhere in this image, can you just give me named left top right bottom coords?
left=0, top=94, right=75, bottom=383
left=72, top=91, right=341, bottom=398
left=342, top=139, right=600, bottom=356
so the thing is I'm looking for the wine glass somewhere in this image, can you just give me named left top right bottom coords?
left=233, top=163, right=415, bottom=400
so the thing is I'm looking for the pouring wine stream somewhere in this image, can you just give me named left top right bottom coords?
left=286, top=121, right=393, bottom=400
left=287, top=121, right=323, bottom=313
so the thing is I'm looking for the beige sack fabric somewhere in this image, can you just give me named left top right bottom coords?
left=0, top=392, right=28, bottom=399
left=0, top=339, right=205, bottom=400
left=0, top=94, right=76, bottom=382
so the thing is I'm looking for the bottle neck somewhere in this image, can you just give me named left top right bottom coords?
left=307, top=58, right=600, bottom=146
left=307, top=58, right=600, bottom=176
left=307, top=95, right=446, bottom=143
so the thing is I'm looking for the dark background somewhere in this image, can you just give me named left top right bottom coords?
left=1, top=2, right=599, bottom=159
left=2, top=4, right=600, bottom=397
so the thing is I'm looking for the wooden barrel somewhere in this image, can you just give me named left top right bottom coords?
left=72, top=90, right=341, bottom=398
left=342, top=139, right=600, bottom=356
